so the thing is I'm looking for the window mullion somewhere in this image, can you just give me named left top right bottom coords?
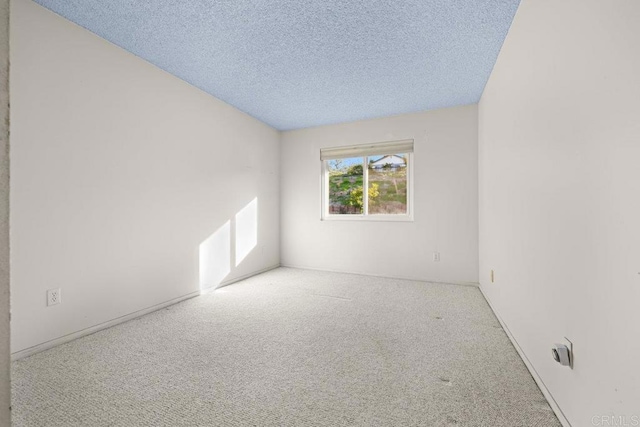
left=363, top=156, right=368, bottom=216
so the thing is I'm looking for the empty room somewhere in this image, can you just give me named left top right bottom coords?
left=0, top=0, right=638, bottom=425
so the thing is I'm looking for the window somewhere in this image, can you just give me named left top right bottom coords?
left=321, top=139, right=413, bottom=220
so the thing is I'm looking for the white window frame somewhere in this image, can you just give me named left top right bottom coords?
left=320, top=139, right=414, bottom=222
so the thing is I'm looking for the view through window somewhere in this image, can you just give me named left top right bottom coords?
left=321, top=140, right=413, bottom=218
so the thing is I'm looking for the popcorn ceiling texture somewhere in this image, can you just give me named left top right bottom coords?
left=32, top=0, right=520, bottom=130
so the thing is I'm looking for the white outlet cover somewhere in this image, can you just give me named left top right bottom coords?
left=47, top=288, right=61, bottom=306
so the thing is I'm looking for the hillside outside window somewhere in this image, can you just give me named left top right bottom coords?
left=320, top=140, right=414, bottom=221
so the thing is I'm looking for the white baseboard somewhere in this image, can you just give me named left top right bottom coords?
left=12, top=291, right=199, bottom=361
left=479, top=286, right=572, bottom=427
left=280, top=263, right=479, bottom=288
left=205, top=264, right=281, bottom=292
left=12, top=264, right=281, bottom=361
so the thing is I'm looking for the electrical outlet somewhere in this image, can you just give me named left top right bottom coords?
left=433, top=252, right=440, bottom=262
left=47, top=288, right=61, bottom=306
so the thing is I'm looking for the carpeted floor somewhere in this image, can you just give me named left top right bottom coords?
left=12, top=268, right=560, bottom=426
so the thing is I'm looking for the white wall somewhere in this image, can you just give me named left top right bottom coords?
left=479, top=0, right=640, bottom=425
left=281, top=105, right=478, bottom=285
left=0, top=0, right=9, bottom=422
left=10, top=0, right=280, bottom=354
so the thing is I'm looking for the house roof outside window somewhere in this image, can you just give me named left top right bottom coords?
left=369, top=155, right=407, bottom=169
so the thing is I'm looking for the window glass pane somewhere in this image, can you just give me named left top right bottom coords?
left=327, top=157, right=364, bottom=215
left=368, top=153, right=408, bottom=215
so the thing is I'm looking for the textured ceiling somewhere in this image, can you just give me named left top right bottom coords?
left=33, top=0, right=521, bottom=130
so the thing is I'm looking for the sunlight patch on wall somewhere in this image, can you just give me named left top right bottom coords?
left=198, top=198, right=259, bottom=293
left=235, top=198, right=258, bottom=266
left=199, top=220, right=231, bottom=292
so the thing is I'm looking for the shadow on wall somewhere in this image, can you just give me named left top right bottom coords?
left=198, top=198, right=258, bottom=293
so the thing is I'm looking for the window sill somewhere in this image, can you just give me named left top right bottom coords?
left=321, top=214, right=414, bottom=222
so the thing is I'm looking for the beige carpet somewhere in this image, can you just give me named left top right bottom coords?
left=12, top=268, right=560, bottom=426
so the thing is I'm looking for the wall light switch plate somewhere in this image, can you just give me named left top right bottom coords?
left=47, top=288, right=61, bottom=306
left=433, top=252, right=440, bottom=262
